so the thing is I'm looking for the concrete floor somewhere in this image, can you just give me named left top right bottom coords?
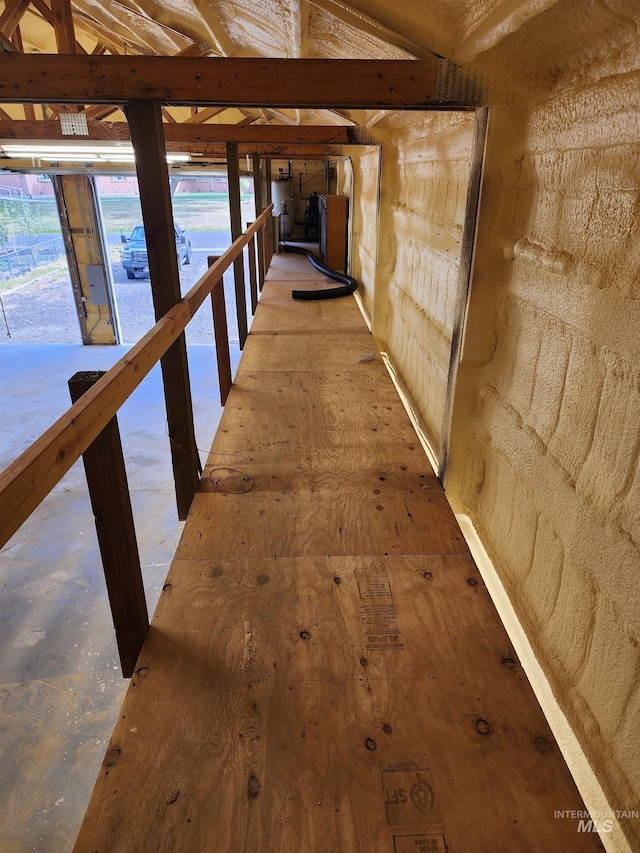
left=0, top=342, right=240, bottom=852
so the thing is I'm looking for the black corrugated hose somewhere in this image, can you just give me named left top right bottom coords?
left=280, top=243, right=358, bottom=301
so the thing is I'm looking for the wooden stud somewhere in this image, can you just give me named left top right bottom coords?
left=252, top=155, right=266, bottom=291
left=207, top=255, right=233, bottom=405
left=226, top=141, right=248, bottom=349
left=126, top=100, right=200, bottom=520
left=68, top=371, right=148, bottom=678
left=246, top=231, right=258, bottom=314
left=264, top=159, right=273, bottom=269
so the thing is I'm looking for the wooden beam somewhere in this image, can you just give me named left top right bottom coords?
left=125, top=100, right=200, bottom=520
left=161, top=107, right=177, bottom=123
left=66, top=8, right=129, bottom=56
left=267, top=108, right=300, bottom=126
left=0, top=56, right=457, bottom=108
left=183, top=106, right=225, bottom=124
left=68, top=371, right=149, bottom=678
left=84, top=104, right=119, bottom=120
left=0, top=0, right=29, bottom=38
left=10, top=24, right=35, bottom=119
left=0, top=106, right=11, bottom=120
left=92, top=42, right=108, bottom=56
left=51, top=0, right=76, bottom=53
left=0, top=119, right=354, bottom=144
left=0, top=27, right=17, bottom=51
left=30, top=0, right=87, bottom=54
left=176, top=41, right=214, bottom=58
left=226, top=141, right=248, bottom=348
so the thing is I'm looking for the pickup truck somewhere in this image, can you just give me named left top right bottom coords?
left=120, top=223, right=192, bottom=279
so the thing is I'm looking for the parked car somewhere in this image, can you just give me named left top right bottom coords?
left=120, top=223, right=192, bottom=279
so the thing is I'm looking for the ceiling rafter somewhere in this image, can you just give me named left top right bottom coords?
left=267, top=109, right=300, bottom=126
left=324, top=108, right=357, bottom=125
left=30, top=0, right=88, bottom=54
left=10, top=24, right=35, bottom=120
left=289, top=0, right=310, bottom=58
left=308, top=0, right=439, bottom=61
left=0, top=0, right=30, bottom=39
left=175, top=41, right=215, bottom=58
left=92, top=0, right=230, bottom=58
left=0, top=27, right=17, bottom=50
left=83, top=104, right=119, bottom=120
left=184, top=106, right=226, bottom=124
left=50, top=0, right=76, bottom=53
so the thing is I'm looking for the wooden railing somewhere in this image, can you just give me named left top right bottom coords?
left=0, top=203, right=274, bottom=673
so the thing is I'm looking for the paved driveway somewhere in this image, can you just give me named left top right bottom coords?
left=0, top=230, right=251, bottom=346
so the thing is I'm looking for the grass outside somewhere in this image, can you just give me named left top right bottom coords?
left=0, top=257, right=68, bottom=294
left=0, top=193, right=254, bottom=238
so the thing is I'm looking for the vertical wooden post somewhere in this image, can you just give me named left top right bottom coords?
left=207, top=255, right=233, bottom=405
left=69, top=371, right=148, bottom=678
left=126, top=100, right=200, bottom=520
left=226, top=141, right=248, bottom=349
left=264, top=159, right=273, bottom=264
left=246, top=228, right=258, bottom=314
left=252, top=155, right=265, bottom=290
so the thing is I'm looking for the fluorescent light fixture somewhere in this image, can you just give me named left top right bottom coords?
left=0, top=142, right=191, bottom=164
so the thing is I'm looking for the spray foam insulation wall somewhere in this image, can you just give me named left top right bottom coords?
left=341, top=4, right=639, bottom=846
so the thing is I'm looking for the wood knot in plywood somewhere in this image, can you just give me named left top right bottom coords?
left=242, top=620, right=256, bottom=669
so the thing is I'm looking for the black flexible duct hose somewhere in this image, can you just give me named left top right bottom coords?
left=280, top=243, right=358, bottom=301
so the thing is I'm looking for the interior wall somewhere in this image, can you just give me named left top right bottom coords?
left=446, top=31, right=640, bottom=843
left=339, top=4, right=639, bottom=845
left=338, top=147, right=381, bottom=323
left=340, top=112, right=475, bottom=451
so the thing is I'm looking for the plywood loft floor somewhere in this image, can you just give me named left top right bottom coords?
left=74, top=254, right=603, bottom=852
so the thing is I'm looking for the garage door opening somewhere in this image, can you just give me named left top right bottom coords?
left=0, top=176, right=79, bottom=344
left=99, top=174, right=255, bottom=345
left=0, top=172, right=256, bottom=346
